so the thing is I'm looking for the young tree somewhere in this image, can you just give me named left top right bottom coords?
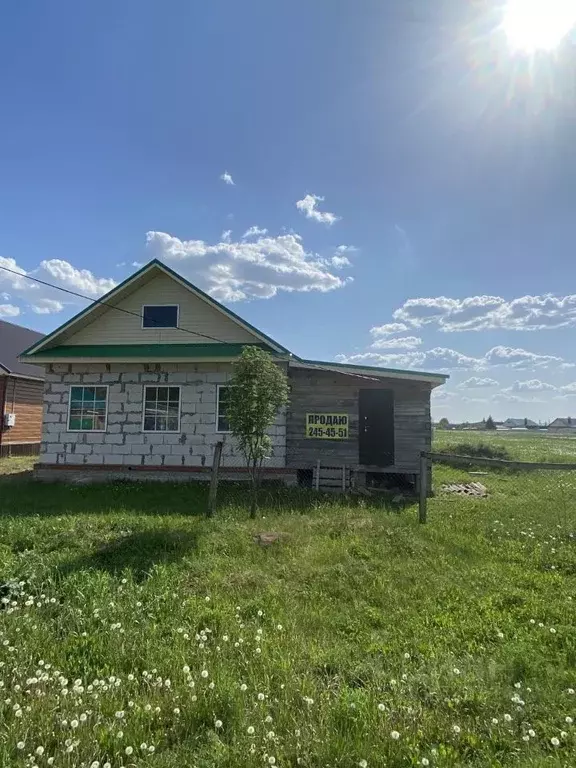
left=227, top=346, right=289, bottom=518
left=485, top=415, right=497, bottom=430
left=437, top=417, right=450, bottom=430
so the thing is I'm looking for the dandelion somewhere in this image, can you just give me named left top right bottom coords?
left=35, top=746, right=45, bottom=756
left=404, top=652, right=410, bottom=660
left=258, top=610, right=263, bottom=617
left=453, top=668, right=460, bottom=675
left=205, top=596, right=210, bottom=602
left=258, top=693, right=265, bottom=701
left=504, top=714, right=512, bottom=722
left=240, top=683, right=248, bottom=692
left=514, top=682, right=522, bottom=689
left=209, top=681, right=215, bottom=689
left=267, top=731, right=275, bottom=739
left=174, top=707, right=181, bottom=715
left=359, top=761, right=368, bottom=768
left=117, top=731, right=124, bottom=739
left=268, top=758, right=276, bottom=765
left=377, top=703, right=385, bottom=712
left=566, top=716, right=573, bottom=725
left=183, top=665, right=190, bottom=674
left=561, top=731, right=568, bottom=738
left=144, top=704, right=152, bottom=712
left=550, top=628, right=557, bottom=634
left=390, top=730, right=400, bottom=740
left=265, top=715, right=273, bottom=723
left=551, top=737, right=560, bottom=747
left=71, top=719, right=79, bottom=729
left=453, top=725, right=461, bottom=734
left=568, top=688, right=575, bottom=695
left=91, top=762, right=100, bottom=768
left=148, top=745, right=155, bottom=753
left=247, top=726, right=255, bottom=734
left=215, top=719, right=223, bottom=729
left=528, top=729, right=536, bottom=737
left=421, top=760, right=430, bottom=767
left=48, top=759, right=55, bottom=767
left=522, top=735, right=530, bottom=742
left=140, top=743, right=147, bottom=750
left=17, top=742, right=25, bottom=750
left=492, top=718, right=499, bottom=725
left=125, top=746, right=134, bottom=755
left=79, top=712, right=88, bottom=722
left=115, top=710, right=124, bottom=719
left=104, top=763, right=112, bottom=768
left=497, top=631, right=504, bottom=639
left=201, top=670, right=209, bottom=678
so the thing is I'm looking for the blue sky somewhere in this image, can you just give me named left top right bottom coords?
left=1, top=0, right=576, bottom=423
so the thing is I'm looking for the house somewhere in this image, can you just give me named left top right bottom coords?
left=19, top=260, right=448, bottom=488
left=1, top=319, right=45, bottom=456
left=548, top=418, right=576, bottom=433
left=501, top=418, right=538, bottom=430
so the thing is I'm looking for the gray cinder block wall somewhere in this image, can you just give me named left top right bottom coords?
left=40, top=363, right=286, bottom=469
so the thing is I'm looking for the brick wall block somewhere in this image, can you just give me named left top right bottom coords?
left=103, top=434, right=124, bottom=444
left=82, top=374, right=102, bottom=383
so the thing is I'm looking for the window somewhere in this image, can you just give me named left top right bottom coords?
left=68, top=386, right=108, bottom=431
left=143, top=386, right=181, bottom=432
left=216, top=385, right=231, bottom=433
left=142, top=305, right=179, bottom=329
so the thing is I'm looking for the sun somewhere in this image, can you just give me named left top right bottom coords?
left=502, top=0, right=576, bottom=52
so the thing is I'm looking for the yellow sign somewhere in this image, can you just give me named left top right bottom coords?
left=306, top=413, right=349, bottom=440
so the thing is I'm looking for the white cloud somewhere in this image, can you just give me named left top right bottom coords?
left=371, top=336, right=422, bottom=350
left=329, top=255, right=352, bottom=269
left=392, top=293, right=576, bottom=332
left=492, top=392, right=545, bottom=404
left=0, top=304, right=20, bottom=318
left=336, top=345, right=568, bottom=373
left=459, top=377, right=499, bottom=389
left=40, top=260, right=116, bottom=298
left=0, top=254, right=116, bottom=316
left=31, top=298, right=65, bottom=315
left=242, top=226, right=267, bottom=239
left=370, top=322, right=409, bottom=338
left=146, top=230, right=353, bottom=301
left=504, top=379, right=557, bottom=393
left=296, top=194, right=340, bottom=226
left=220, top=171, right=235, bottom=186
left=221, top=230, right=232, bottom=243
left=560, top=382, right=576, bottom=394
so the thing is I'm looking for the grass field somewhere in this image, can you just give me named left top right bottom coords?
left=434, top=429, right=576, bottom=463
left=0, top=437, right=575, bottom=767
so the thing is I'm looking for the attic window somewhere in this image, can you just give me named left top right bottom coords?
left=142, top=305, right=179, bottom=329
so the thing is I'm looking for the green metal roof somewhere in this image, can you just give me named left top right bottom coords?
left=297, top=357, right=449, bottom=381
left=28, top=343, right=280, bottom=360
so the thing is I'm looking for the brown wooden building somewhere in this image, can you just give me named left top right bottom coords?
left=0, top=320, right=45, bottom=457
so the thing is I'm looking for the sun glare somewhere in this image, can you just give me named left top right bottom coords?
left=502, top=0, right=576, bottom=52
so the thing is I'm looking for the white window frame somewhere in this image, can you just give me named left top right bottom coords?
left=142, top=384, right=182, bottom=433
left=67, top=384, right=109, bottom=433
left=141, top=304, right=180, bottom=330
left=216, top=384, right=232, bottom=434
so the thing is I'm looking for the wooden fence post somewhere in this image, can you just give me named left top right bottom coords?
left=207, top=441, right=223, bottom=518
left=315, top=459, right=321, bottom=491
left=419, top=452, right=428, bottom=524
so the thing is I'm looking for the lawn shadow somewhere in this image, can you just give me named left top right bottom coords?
left=58, top=528, right=199, bottom=581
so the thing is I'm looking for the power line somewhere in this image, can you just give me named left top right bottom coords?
left=0, top=263, right=236, bottom=345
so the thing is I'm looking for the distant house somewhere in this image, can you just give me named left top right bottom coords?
left=0, top=320, right=45, bottom=456
left=501, top=418, right=537, bottom=430
left=548, top=418, right=576, bottom=434
left=19, top=259, right=448, bottom=487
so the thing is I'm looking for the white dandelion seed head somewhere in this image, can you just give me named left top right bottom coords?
left=201, top=670, right=209, bottom=678
left=215, top=719, right=223, bottom=728
left=551, top=737, right=560, bottom=746
left=504, top=714, right=512, bottom=722
left=240, top=683, right=248, bottom=691
left=492, top=718, right=499, bottom=725
left=566, top=716, right=573, bottom=724
left=377, top=703, right=385, bottom=712
left=528, top=729, right=536, bottom=737
left=390, top=730, right=400, bottom=740
left=258, top=693, right=265, bottom=701
left=421, top=760, right=430, bottom=767
left=247, top=726, right=255, bottom=734
left=359, top=761, right=368, bottom=768
left=453, top=725, right=461, bottom=734
left=125, top=745, right=134, bottom=755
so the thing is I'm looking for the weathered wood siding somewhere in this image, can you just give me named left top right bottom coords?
left=286, top=368, right=432, bottom=471
left=1, top=375, right=44, bottom=446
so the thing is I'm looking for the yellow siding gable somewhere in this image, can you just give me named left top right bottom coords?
left=66, top=272, right=261, bottom=346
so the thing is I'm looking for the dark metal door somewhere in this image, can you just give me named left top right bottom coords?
left=359, top=389, right=395, bottom=466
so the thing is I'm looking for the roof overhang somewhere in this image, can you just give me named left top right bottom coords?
left=291, top=358, right=449, bottom=387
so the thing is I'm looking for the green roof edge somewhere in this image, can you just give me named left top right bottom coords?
left=26, top=343, right=280, bottom=359
left=21, top=259, right=292, bottom=358
left=297, top=357, right=449, bottom=381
